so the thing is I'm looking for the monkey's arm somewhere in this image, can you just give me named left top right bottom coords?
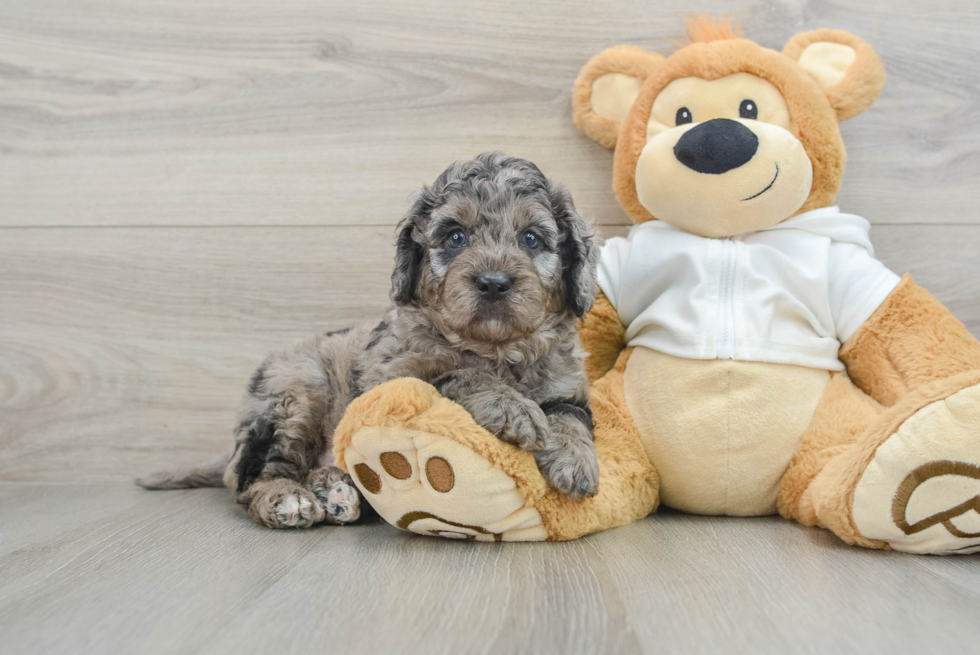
left=579, top=290, right=626, bottom=384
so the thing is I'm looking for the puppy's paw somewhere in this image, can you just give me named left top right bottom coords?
left=311, top=473, right=361, bottom=525
left=248, top=482, right=325, bottom=529
left=471, top=394, right=550, bottom=451
left=276, top=492, right=320, bottom=527
left=534, top=438, right=600, bottom=499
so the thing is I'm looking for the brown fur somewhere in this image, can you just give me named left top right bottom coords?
left=612, top=39, right=846, bottom=224
left=783, top=29, right=887, bottom=122
left=572, top=46, right=663, bottom=148
left=780, top=277, right=980, bottom=548
left=578, top=289, right=625, bottom=384
left=840, top=275, right=980, bottom=406
left=777, top=373, right=883, bottom=526
left=793, top=371, right=980, bottom=549
left=573, top=29, right=886, bottom=225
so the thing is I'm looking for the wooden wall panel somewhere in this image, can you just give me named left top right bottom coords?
left=1, top=225, right=977, bottom=481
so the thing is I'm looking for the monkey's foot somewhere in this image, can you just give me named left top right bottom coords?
left=807, top=374, right=980, bottom=555
left=333, top=378, right=550, bottom=541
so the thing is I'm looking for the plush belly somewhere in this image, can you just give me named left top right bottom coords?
left=623, top=348, right=830, bottom=516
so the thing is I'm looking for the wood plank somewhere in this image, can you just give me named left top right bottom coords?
left=1, top=224, right=979, bottom=482
left=0, top=226, right=394, bottom=481
left=2, top=0, right=980, bottom=227
left=0, top=482, right=977, bottom=655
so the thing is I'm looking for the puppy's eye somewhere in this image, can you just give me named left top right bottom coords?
left=522, top=231, right=540, bottom=249
left=739, top=99, right=758, bottom=120
left=676, top=107, right=693, bottom=126
left=446, top=229, right=467, bottom=248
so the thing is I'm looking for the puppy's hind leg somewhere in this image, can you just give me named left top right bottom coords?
left=234, top=401, right=326, bottom=529
left=242, top=478, right=326, bottom=528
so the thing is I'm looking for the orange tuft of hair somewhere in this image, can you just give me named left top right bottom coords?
left=685, top=13, right=744, bottom=43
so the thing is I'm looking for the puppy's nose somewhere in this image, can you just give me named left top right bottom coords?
left=475, top=272, right=514, bottom=301
left=674, top=118, right=759, bottom=175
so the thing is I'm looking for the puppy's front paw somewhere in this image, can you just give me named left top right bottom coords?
left=471, top=395, right=550, bottom=451
left=534, top=439, right=600, bottom=499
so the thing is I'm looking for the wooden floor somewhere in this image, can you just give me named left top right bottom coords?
left=3, top=0, right=980, bottom=652
left=1, top=483, right=978, bottom=655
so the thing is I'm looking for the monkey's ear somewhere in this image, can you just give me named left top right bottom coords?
left=390, top=204, right=426, bottom=305
left=573, top=46, right=664, bottom=148
left=548, top=181, right=599, bottom=318
left=783, top=29, right=885, bottom=122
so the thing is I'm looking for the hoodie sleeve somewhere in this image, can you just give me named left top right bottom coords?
left=827, top=241, right=901, bottom=343
left=596, top=236, right=631, bottom=313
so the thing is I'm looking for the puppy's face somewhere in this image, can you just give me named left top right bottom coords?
left=390, top=153, right=598, bottom=344
left=422, top=192, right=562, bottom=343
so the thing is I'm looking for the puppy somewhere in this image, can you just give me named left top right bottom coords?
left=138, top=152, right=601, bottom=529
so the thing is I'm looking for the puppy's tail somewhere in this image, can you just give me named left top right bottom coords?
left=135, top=454, right=230, bottom=490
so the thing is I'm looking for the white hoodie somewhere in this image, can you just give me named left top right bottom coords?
left=596, top=206, right=900, bottom=372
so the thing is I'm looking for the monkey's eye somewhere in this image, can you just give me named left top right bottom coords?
left=522, top=231, right=540, bottom=249
left=446, top=229, right=467, bottom=248
left=675, top=107, right=693, bottom=125
left=739, top=99, right=758, bottom=120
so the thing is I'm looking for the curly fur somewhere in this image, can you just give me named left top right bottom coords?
left=138, top=152, right=601, bottom=527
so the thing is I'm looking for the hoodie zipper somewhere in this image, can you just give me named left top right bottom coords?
left=716, top=238, right=737, bottom=360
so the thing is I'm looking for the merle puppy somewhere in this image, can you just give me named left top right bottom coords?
left=139, top=152, right=601, bottom=529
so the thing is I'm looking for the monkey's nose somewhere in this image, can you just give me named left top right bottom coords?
left=674, top=118, right=759, bottom=175
left=475, top=273, right=514, bottom=302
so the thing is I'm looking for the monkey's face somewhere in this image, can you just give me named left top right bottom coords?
left=636, top=73, right=813, bottom=238
left=574, top=30, right=886, bottom=235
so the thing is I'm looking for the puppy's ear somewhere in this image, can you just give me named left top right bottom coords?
left=390, top=204, right=426, bottom=305
left=549, top=182, right=599, bottom=318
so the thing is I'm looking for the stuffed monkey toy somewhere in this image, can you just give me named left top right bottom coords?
left=333, top=18, right=980, bottom=554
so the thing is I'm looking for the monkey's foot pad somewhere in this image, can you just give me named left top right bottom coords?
left=333, top=378, right=554, bottom=541
left=852, top=380, right=980, bottom=555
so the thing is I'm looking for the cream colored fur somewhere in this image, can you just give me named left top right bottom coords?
left=591, top=73, right=643, bottom=123
left=624, top=348, right=829, bottom=515
left=851, top=383, right=980, bottom=554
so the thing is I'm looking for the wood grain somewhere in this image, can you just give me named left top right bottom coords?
left=1, top=224, right=978, bottom=482
left=2, top=0, right=980, bottom=227
left=2, top=4, right=980, bottom=648
left=0, top=483, right=978, bottom=655
left=0, top=227, right=393, bottom=480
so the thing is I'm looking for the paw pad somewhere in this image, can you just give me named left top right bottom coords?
left=853, top=382, right=980, bottom=554
left=380, top=452, right=412, bottom=479
left=343, top=427, right=547, bottom=542
left=353, top=463, right=381, bottom=494
left=892, top=461, right=980, bottom=540
left=356, top=454, right=456, bottom=496
left=424, top=456, right=454, bottom=492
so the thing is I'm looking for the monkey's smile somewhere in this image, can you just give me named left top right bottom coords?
left=741, top=164, right=780, bottom=201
